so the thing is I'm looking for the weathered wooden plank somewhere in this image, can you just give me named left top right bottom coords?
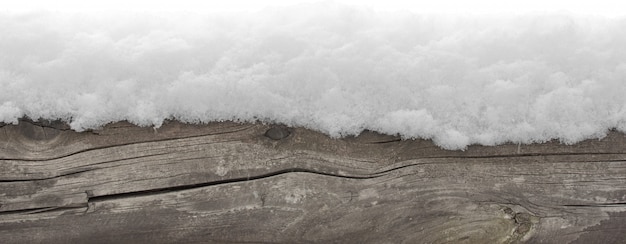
left=1, top=120, right=625, bottom=243
left=0, top=171, right=525, bottom=243
left=0, top=119, right=253, bottom=161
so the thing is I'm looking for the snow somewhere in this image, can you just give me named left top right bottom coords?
left=1, top=2, right=626, bottom=150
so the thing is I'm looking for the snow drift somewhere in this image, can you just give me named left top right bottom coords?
left=2, top=3, right=626, bottom=149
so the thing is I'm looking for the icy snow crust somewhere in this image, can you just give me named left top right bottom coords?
left=2, top=3, right=626, bottom=150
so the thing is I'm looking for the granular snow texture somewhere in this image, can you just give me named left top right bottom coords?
left=2, top=3, right=626, bottom=149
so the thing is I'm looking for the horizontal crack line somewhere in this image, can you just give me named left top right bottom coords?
left=562, top=203, right=626, bottom=207
left=423, top=152, right=626, bottom=160
left=0, top=204, right=87, bottom=216
left=87, top=167, right=387, bottom=203
left=0, top=125, right=255, bottom=162
left=0, top=152, right=173, bottom=182
left=1, top=165, right=392, bottom=214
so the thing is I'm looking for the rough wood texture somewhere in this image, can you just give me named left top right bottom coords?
left=1, top=119, right=625, bottom=243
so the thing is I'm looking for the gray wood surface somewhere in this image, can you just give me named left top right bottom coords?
left=1, top=119, right=625, bottom=243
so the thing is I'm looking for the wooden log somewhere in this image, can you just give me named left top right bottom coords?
left=1, top=119, right=625, bottom=243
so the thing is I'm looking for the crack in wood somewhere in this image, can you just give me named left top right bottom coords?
left=0, top=205, right=87, bottom=216
left=366, top=138, right=402, bottom=144
left=0, top=125, right=254, bottom=162
left=0, top=152, right=172, bottom=182
left=87, top=167, right=387, bottom=203
left=0, top=169, right=94, bottom=183
left=562, top=203, right=626, bottom=208
left=423, top=152, right=626, bottom=160
left=17, top=119, right=72, bottom=131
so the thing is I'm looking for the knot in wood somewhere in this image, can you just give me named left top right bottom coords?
left=516, top=222, right=532, bottom=234
left=514, top=212, right=531, bottom=224
left=502, top=207, right=515, bottom=218
left=265, top=126, right=290, bottom=140
left=18, top=120, right=63, bottom=141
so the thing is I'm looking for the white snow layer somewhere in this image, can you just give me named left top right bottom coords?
left=2, top=3, right=626, bottom=150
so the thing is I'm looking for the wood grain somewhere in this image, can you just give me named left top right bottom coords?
left=1, top=119, right=625, bottom=243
